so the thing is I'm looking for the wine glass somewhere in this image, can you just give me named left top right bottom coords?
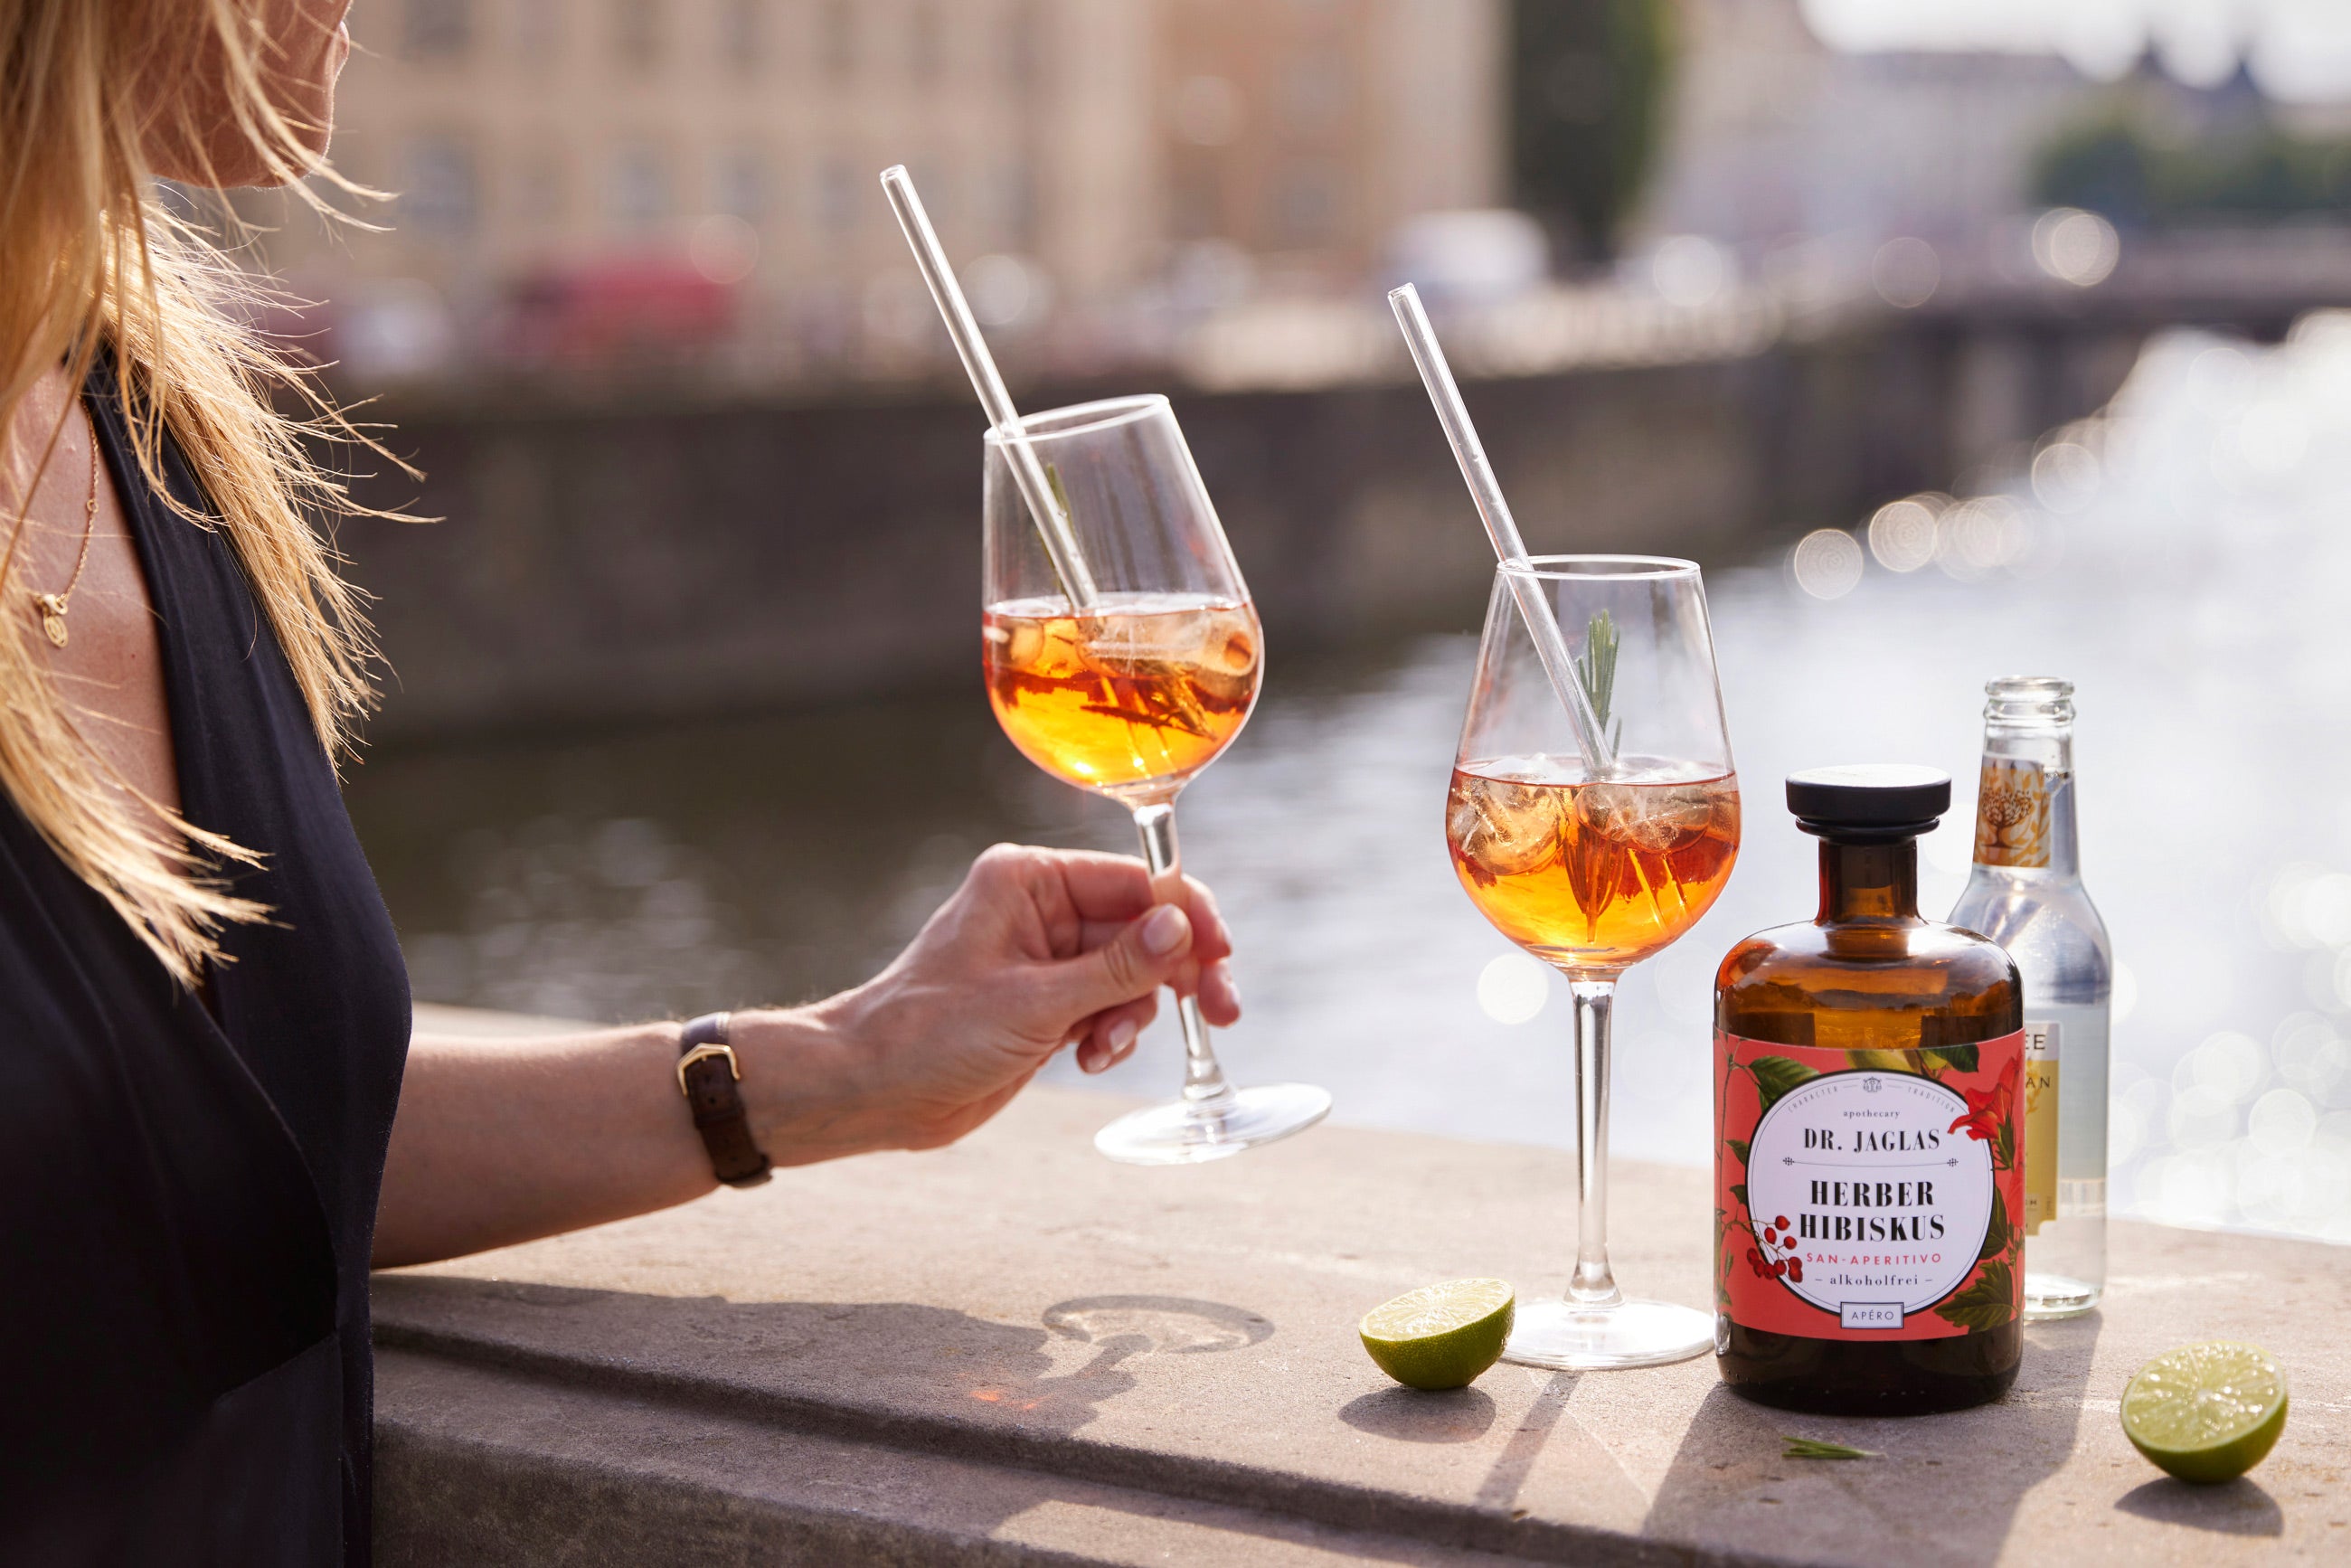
left=1448, top=556, right=1741, bottom=1367
left=982, top=393, right=1331, bottom=1165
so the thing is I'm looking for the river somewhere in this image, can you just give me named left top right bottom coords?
left=347, top=316, right=2351, bottom=1248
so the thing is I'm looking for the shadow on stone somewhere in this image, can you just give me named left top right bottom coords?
left=373, top=1276, right=1299, bottom=1481
left=2114, top=1477, right=2285, bottom=1536
left=376, top=1275, right=1452, bottom=1565
left=375, top=1274, right=1150, bottom=1452
left=1641, top=1310, right=2102, bottom=1560
left=1473, top=1371, right=1576, bottom=1509
left=1336, top=1385, right=1498, bottom=1444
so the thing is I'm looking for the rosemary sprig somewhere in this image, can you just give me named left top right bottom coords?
left=1781, top=1435, right=1875, bottom=1460
left=1574, top=609, right=1624, bottom=756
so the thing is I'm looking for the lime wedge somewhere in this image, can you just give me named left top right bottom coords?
left=2120, top=1342, right=2288, bottom=1484
left=1359, top=1279, right=1515, bottom=1391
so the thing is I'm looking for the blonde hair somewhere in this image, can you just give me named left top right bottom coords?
left=1, top=0, right=379, bottom=984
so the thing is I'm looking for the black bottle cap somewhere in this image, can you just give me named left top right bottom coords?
left=1785, top=765, right=1950, bottom=842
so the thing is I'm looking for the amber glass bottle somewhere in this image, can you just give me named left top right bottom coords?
left=1714, top=766, right=2024, bottom=1414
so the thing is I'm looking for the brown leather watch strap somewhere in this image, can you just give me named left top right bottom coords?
left=677, top=1013, right=772, bottom=1187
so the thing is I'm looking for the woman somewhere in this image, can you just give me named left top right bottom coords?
left=0, top=4, right=1241, bottom=1561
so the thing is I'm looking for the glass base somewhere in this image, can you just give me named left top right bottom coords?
left=1501, top=1296, right=1715, bottom=1371
left=2024, top=1271, right=2102, bottom=1320
left=1094, top=1082, right=1332, bottom=1166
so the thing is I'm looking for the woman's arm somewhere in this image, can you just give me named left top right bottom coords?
left=372, top=845, right=1238, bottom=1268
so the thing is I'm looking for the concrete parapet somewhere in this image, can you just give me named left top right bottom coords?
left=374, top=1081, right=2347, bottom=1564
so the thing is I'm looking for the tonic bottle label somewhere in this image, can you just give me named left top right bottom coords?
left=2023, top=1023, right=2060, bottom=1233
left=1972, top=759, right=2049, bottom=868
left=1715, top=1029, right=2025, bottom=1340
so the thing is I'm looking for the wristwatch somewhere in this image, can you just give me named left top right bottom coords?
left=676, top=1012, right=773, bottom=1187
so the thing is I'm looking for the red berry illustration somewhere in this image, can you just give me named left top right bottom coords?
left=1787, top=1260, right=1804, bottom=1282
left=1762, top=1227, right=1778, bottom=1245
left=1768, top=1260, right=1787, bottom=1278
left=1774, top=1215, right=1790, bottom=1232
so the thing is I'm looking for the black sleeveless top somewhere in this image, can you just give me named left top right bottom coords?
left=0, top=373, right=410, bottom=1563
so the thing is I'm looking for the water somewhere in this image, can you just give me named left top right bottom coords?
left=348, top=316, right=2351, bottom=1246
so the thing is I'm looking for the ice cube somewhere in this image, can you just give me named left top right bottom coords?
left=1004, top=620, right=1046, bottom=671
left=1079, top=607, right=1208, bottom=679
left=1449, top=775, right=1563, bottom=880
left=1192, top=608, right=1259, bottom=710
left=1633, top=787, right=1720, bottom=854
left=1574, top=779, right=1717, bottom=855
left=1572, top=781, right=1638, bottom=839
left=1204, top=609, right=1257, bottom=675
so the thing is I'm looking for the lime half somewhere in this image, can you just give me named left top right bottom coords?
left=2120, top=1342, right=2288, bottom=1484
left=1360, top=1279, right=1515, bottom=1391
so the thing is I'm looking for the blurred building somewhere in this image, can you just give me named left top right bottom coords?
left=1648, top=0, right=2091, bottom=256
left=1646, top=0, right=2338, bottom=265
left=1160, top=0, right=1502, bottom=288
left=264, top=0, right=1502, bottom=384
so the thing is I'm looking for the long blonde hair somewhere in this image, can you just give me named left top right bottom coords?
left=1, top=0, right=379, bottom=984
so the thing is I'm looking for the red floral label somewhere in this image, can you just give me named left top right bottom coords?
left=1715, top=1029, right=2025, bottom=1340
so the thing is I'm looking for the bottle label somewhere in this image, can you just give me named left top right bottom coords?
left=1972, top=759, right=2050, bottom=868
left=2023, top=1022, right=2059, bottom=1234
left=1715, top=1029, right=2025, bottom=1341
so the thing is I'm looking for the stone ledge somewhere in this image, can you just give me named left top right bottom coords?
left=377, top=1348, right=1524, bottom=1567
left=374, top=1081, right=2350, bottom=1565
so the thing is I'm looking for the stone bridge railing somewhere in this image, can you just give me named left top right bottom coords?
left=376, top=1010, right=2342, bottom=1564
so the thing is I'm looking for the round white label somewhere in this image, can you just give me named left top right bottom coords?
left=1745, top=1070, right=1993, bottom=1316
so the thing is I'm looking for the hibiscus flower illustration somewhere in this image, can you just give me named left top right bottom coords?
left=1949, top=1077, right=2013, bottom=1144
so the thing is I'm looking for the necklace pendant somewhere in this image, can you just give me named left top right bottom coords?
left=33, top=594, right=66, bottom=648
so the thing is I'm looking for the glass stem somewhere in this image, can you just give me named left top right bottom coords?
left=1132, top=801, right=1234, bottom=1113
left=1568, top=976, right=1623, bottom=1306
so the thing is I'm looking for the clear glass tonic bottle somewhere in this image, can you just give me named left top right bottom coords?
left=1948, top=677, right=2110, bottom=1319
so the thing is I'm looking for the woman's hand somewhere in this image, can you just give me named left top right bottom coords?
left=736, top=845, right=1240, bottom=1162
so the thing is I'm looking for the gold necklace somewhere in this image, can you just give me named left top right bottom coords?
left=26, top=418, right=98, bottom=649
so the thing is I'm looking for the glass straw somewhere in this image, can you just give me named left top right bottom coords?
left=1388, top=283, right=1612, bottom=774
left=881, top=165, right=1098, bottom=609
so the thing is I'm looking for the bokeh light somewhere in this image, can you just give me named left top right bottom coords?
left=1866, top=495, right=1942, bottom=571
left=2186, top=344, right=2256, bottom=414
left=2031, top=207, right=2120, bottom=287
left=1650, top=235, right=1733, bottom=307
left=2030, top=440, right=2101, bottom=512
left=1477, top=951, right=1551, bottom=1025
left=686, top=214, right=759, bottom=286
left=1790, top=528, right=1865, bottom=599
left=1933, top=496, right=2033, bottom=579
left=1870, top=236, right=1940, bottom=308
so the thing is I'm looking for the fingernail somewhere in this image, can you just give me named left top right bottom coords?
left=1109, top=1018, right=1138, bottom=1052
left=1141, top=904, right=1189, bottom=955
left=1213, top=961, right=1241, bottom=1014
